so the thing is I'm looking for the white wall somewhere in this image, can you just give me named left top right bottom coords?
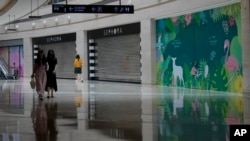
left=0, top=0, right=240, bottom=81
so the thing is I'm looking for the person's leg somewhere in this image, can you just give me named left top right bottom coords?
left=80, top=68, right=83, bottom=82
left=75, top=68, right=79, bottom=81
left=51, top=88, right=54, bottom=98
left=41, top=71, right=47, bottom=99
left=76, top=73, right=78, bottom=80
left=47, top=87, right=51, bottom=98
left=75, top=73, right=79, bottom=82
left=80, top=73, right=83, bottom=82
left=74, top=67, right=76, bottom=80
left=35, top=74, right=43, bottom=100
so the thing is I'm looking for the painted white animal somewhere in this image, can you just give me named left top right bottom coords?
left=172, top=57, right=184, bottom=86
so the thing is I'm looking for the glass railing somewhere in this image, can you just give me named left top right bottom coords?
left=0, top=56, right=19, bottom=79
left=0, top=56, right=9, bottom=78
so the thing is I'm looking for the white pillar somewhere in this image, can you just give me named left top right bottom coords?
left=242, top=0, right=250, bottom=93
left=243, top=97, right=250, bottom=124
left=140, top=19, right=156, bottom=84
left=23, top=37, right=33, bottom=77
left=76, top=30, right=88, bottom=80
left=241, top=0, right=250, bottom=124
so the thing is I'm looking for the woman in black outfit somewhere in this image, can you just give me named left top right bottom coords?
left=46, top=49, right=58, bottom=98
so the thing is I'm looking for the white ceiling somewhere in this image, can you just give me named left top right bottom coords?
left=0, top=0, right=47, bottom=25
left=0, top=0, right=126, bottom=26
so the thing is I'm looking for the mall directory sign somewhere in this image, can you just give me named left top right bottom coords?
left=52, top=4, right=134, bottom=14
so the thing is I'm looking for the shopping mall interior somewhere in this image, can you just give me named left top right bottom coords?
left=0, top=0, right=250, bottom=141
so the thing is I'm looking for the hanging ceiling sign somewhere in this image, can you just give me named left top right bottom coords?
left=52, top=4, right=134, bottom=14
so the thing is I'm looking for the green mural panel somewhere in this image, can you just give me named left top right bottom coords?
left=156, top=3, right=242, bottom=93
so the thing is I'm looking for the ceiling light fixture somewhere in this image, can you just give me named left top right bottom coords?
left=6, top=15, right=17, bottom=31
left=55, top=18, right=59, bottom=25
left=43, top=20, right=47, bottom=27
left=32, top=22, right=36, bottom=29
left=29, top=0, right=41, bottom=19
left=15, top=24, right=19, bottom=29
left=67, top=15, right=71, bottom=23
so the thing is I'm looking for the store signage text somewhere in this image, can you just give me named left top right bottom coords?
left=46, top=36, right=62, bottom=43
left=103, top=27, right=123, bottom=36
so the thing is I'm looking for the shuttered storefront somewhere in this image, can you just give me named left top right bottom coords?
left=33, top=33, right=76, bottom=79
left=88, top=23, right=141, bottom=83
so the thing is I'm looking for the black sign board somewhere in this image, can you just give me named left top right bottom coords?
left=33, top=33, right=76, bottom=45
left=88, top=22, right=140, bottom=39
left=52, top=4, right=134, bottom=14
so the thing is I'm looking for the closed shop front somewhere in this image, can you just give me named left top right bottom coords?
left=88, top=23, right=141, bottom=83
left=32, top=33, right=76, bottom=79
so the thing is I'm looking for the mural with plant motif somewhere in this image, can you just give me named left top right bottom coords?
left=156, top=3, right=242, bottom=93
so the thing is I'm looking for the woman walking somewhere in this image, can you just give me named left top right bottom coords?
left=74, top=54, right=83, bottom=82
left=32, top=49, right=47, bottom=100
left=46, top=49, right=58, bottom=98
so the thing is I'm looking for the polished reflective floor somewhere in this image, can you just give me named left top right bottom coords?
left=0, top=78, right=249, bottom=141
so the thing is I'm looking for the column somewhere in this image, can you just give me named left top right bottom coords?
left=23, top=37, right=33, bottom=77
left=23, top=37, right=35, bottom=119
left=242, top=0, right=250, bottom=124
left=76, top=30, right=88, bottom=80
left=140, top=19, right=156, bottom=84
left=242, top=0, right=250, bottom=93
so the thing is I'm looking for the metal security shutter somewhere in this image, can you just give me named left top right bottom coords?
left=40, top=41, right=75, bottom=78
left=33, top=33, right=76, bottom=79
left=95, top=34, right=141, bottom=83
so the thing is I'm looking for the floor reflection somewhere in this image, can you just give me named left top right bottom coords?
left=87, top=91, right=142, bottom=140
left=0, top=80, right=24, bottom=114
left=0, top=79, right=248, bottom=141
left=157, top=88, right=244, bottom=141
left=46, top=101, right=58, bottom=141
left=32, top=100, right=58, bottom=141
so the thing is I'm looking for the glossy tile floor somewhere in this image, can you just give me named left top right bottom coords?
left=0, top=78, right=249, bottom=141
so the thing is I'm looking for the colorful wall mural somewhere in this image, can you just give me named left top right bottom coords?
left=156, top=3, right=242, bottom=93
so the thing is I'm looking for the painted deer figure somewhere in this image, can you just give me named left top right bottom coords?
left=172, top=57, right=184, bottom=86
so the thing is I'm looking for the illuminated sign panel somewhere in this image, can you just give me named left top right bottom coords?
left=52, top=4, right=134, bottom=14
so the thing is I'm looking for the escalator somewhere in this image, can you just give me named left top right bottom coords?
left=0, top=56, right=18, bottom=80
